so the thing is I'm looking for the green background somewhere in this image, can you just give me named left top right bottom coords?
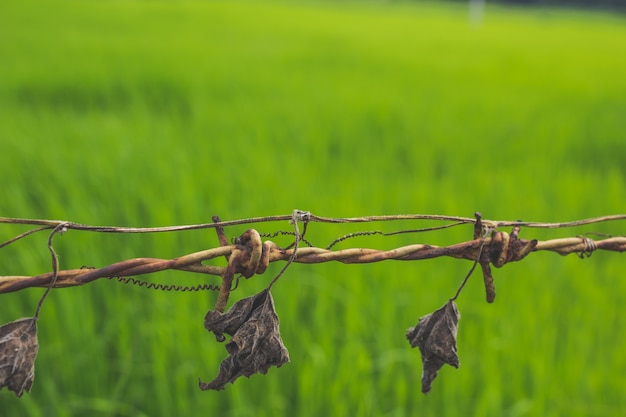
left=1, top=1, right=625, bottom=416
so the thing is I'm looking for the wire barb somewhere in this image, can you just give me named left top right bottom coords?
left=576, top=236, right=598, bottom=258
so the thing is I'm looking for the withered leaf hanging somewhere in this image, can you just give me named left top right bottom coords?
left=0, top=317, right=39, bottom=397
left=199, top=289, right=289, bottom=391
left=406, top=300, right=460, bottom=394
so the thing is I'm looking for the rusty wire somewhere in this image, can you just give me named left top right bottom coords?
left=1, top=211, right=625, bottom=297
left=2, top=212, right=626, bottom=235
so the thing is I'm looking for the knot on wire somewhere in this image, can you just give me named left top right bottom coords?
left=474, top=213, right=538, bottom=304
left=480, top=227, right=537, bottom=303
left=231, top=229, right=275, bottom=277
left=214, top=229, right=276, bottom=314
left=576, top=236, right=598, bottom=258
left=292, top=209, right=311, bottom=224
left=484, top=227, right=538, bottom=268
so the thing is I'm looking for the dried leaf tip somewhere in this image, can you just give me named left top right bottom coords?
left=0, top=317, right=39, bottom=397
left=406, top=300, right=460, bottom=394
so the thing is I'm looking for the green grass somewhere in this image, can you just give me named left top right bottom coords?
left=1, top=0, right=626, bottom=416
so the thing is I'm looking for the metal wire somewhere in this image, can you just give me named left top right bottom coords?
left=1, top=212, right=625, bottom=295
left=109, top=276, right=220, bottom=292
left=2, top=212, right=626, bottom=234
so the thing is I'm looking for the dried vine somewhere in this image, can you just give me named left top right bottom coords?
left=0, top=210, right=625, bottom=396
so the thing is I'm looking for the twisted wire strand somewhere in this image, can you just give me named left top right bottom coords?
left=258, top=230, right=315, bottom=248
left=325, top=221, right=468, bottom=250
left=1, top=233, right=625, bottom=295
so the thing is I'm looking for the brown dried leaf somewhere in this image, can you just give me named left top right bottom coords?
left=406, top=300, right=460, bottom=394
left=199, top=289, right=289, bottom=391
left=0, top=317, right=39, bottom=397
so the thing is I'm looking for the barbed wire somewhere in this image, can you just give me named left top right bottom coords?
left=1, top=211, right=625, bottom=296
left=2, top=211, right=624, bottom=398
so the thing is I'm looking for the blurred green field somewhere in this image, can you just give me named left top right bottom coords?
left=1, top=0, right=626, bottom=416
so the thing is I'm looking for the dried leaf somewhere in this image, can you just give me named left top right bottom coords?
left=406, top=300, right=460, bottom=394
left=200, top=289, right=289, bottom=390
left=0, top=317, right=39, bottom=397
